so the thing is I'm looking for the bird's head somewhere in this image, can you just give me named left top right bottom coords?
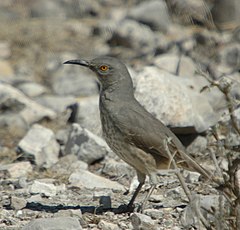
left=64, top=56, right=133, bottom=92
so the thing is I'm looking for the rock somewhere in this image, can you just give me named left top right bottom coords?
left=29, top=180, right=57, bottom=197
left=27, top=194, right=43, bottom=203
left=0, top=161, right=32, bottom=178
left=108, top=19, right=157, bottom=55
left=217, top=43, right=240, bottom=71
left=22, top=217, right=82, bottom=230
left=186, top=136, right=207, bottom=153
left=148, top=194, right=164, bottom=203
left=98, top=220, right=120, bottom=230
left=0, top=83, right=56, bottom=125
left=144, top=209, right=164, bottom=219
left=70, top=160, right=88, bottom=171
left=17, top=82, right=47, bottom=97
left=133, top=66, right=221, bottom=133
left=181, top=195, right=229, bottom=227
left=0, top=60, right=14, bottom=78
left=76, top=96, right=101, bottom=136
left=93, top=190, right=112, bottom=209
left=154, top=54, right=197, bottom=78
left=0, top=114, right=28, bottom=137
left=184, top=171, right=201, bottom=183
left=102, top=159, right=135, bottom=183
left=36, top=95, right=76, bottom=113
left=99, top=196, right=112, bottom=209
left=18, top=124, right=60, bottom=168
left=71, top=0, right=100, bottom=17
left=211, top=0, right=240, bottom=30
left=0, top=41, right=11, bottom=59
left=128, top=0, right=170, bottom=31
left=10, top=196, right=27, bottom=210
left=69, top=169, right=125, bottom=191
left=65, top=123, right=110, bottom=164
left=52, top=64, right=98, bottom=97
left=54, top=209, right=82, bottom=219
left=30, top=0, right=66, bottom=18
left=130, top=213, right=157, bottom=230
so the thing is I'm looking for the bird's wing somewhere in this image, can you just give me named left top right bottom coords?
left=113, top=101, right=212, bottom=179
left=114, top=102, right=185, bottom=162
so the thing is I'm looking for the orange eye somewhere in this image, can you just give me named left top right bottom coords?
left=99, top=65, right=109, bottom=71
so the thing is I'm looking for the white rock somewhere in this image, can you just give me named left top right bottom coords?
left=0, top=83, right=56, bottom=125
left=128, top=0, right=171, bottom=31
left=154, top=54, right=197, bottom=78
left=133, top=66, right=221, bottom=133
left=130, top=213, right=157, bottom=230
left=17, top=82, right=47, bottom=97
left=0, top=161, right=32, bottom=178
left=69, top=169, right=125, bottom=191
left=29, top=180, right=57, bottom=197
left=22, top=217, right=82, bottom=230
left=18, top=124, right=60, bottom=168
left=10, top=196, right=27, bottom=210
left=98, top=220, right=120, bottom=230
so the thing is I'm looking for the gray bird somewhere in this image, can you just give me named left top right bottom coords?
left=64, top=56, right=212, bottom=211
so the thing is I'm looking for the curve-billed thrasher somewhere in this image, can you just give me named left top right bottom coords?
left=64, top=56, right=212, bottom=211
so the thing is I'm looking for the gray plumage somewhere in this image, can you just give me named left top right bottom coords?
left=64, top=56, right=212, bottom=210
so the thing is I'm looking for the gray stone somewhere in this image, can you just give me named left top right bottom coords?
left=181, top=194, right=229, bottom=227
left=10, top=196, right=27, bottom=210
left=27, top=194, right=43, bottom=203
left=0, top=83, right=56, bottom=125
left=52, top=64, right=98, bottom=97
left=36, top=95, right=76, bottom=113
left=54, top=209, right=82, bottom=219
left=217, top=43, right=240, bottom=71
left=0, top=114, right=28, bottom=138
left=108, top=19, right=157, bottom=55
left=186, top=136, right=208, bottom=153
left=154, top=54, right=197, bottom=78
left=211, top=0, right=240, bottom=30
left=102, top=159, right=135, bottom=182
left=144, top=209, right=164, bottom=219
left=69, top=169, right=125, bottom=191
left=18, top=124, right=60, bottom=168
left=184, top=171, right=201, bottom=183
left=17, top=82, right=47, bottom=97
left=0, top=161, right=32, bottom=178
left=98, top=220, right=120, bottom=230
left=133, top=66, right=221, bottom=133
left=128, top=0, right=170, bottom=31
left=70, top=160, right=88, bottom=171
left=76, top=96, right=101, bottom=136
left=65, top=123, right=110, bottom=164
left=29, top=180, right=57, bottom=197
left=22, top=217, right=82, bottom=230
left=30, top=0, right=66, bottom=18
left=99, top=196, right=112, bottom=209
left=130, top=213, right=157, bottom=230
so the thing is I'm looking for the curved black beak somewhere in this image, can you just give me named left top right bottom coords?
left=63, top=59, right=89, bottom=67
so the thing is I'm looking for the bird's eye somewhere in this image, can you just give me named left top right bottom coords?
left=99, top=65, right=109, bottom=71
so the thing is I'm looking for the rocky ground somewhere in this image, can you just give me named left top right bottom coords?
left=0, top=0, right=240, bottom=229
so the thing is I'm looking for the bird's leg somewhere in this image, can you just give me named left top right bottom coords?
left=137, top=184, right=156, bottom=212
left=127, top=181, right=144, bottom=209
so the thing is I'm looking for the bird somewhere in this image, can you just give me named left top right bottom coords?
left=63, top=56, right=214, bottom=212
